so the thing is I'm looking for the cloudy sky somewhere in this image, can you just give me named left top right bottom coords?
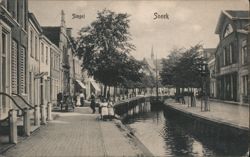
left=29, top=0, right=248, bottom=59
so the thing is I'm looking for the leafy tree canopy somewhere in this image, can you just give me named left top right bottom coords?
left=75, top=9, right=142, bottom=89
left=160, top=44, right=205, bottom=89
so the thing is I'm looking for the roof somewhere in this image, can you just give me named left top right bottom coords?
left=28, top=12, right=43, bottom=33
left=226, top=10, right=249, bottom=19
left=42, top=27, right=61, bottom=46
left=215, top=10, right=249, bottom=34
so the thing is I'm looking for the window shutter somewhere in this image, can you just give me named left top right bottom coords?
left=19, top=46, right=26, bottom=94
left=11, top=40, right=18, bottom=94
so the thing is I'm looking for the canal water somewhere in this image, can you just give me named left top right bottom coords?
left=120, top=101, right=248, bottom=157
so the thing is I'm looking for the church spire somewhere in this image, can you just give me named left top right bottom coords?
left=61, top=10, right=66, bottom=27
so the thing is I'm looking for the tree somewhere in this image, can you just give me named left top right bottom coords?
left=160, top=48, right=183, bottom=86
left=160, top=44, right=205, bottom=93
left=76, top=9, right=142, bottom=97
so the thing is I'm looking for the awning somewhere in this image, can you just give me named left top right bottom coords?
left=34, top=72, right=48, bottom=79
left=76, top=80, right=86, bottom=89
left=90, top=80, right=101, bottom=92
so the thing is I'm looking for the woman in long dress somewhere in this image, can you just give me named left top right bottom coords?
left=76, top=94, right=81, bottom=107
left=107, top=100, right=114, bottom=120
left=100, top=98, right=108, bottom=120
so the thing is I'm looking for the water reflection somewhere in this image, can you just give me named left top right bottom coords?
left=121, top=102, right=248, bottom=157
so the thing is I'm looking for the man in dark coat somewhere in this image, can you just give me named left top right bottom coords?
left=90, top=93, right=96, bottom=113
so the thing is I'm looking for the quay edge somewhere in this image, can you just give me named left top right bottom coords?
left=162, top=103, right=249, bottom=140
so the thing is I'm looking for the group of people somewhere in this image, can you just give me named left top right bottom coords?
left=57, top=91, right=115, bottom=120
left=90, top=93, right=115, bottom=121
left=76, top=92, right=116, bottom=121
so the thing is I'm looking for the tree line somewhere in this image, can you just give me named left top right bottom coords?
left=73, top=9, right=147, bottom=97
left=72, top=9, right=208, bottom=98
left=160, top=44, right=208, bottom=95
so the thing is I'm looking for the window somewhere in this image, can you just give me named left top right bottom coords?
left=242, top=75, right=248, bottom=96
left=229, top=44, right=233, bottom=64
left=6, top=0, right=9, bottom=10
left=2, top=33, right=6, bottom=55
left=19, top=46, right=26, bottom=94
left=29, top=72, right=32, bottom=104
left=41, top=43, right=44, bottom=62
left=51, top=51, right=54, bottom=68
left=11, top=40, right=18, bottom=94
left=46, top=46, right=48, bottom=64
left=223, top=24, right=233, bottom=38
left=16, top=0, right=20, bottom=22
left=1, top=33, right=7, bottom=111
left=35, top=36, right=38, bottom=60
left=11, top=0, right=18, bottom=19
left=223, top=47, right=226, bottom=66
left=56, top=55, right=57, bottom=69
left=242, top=40, right=248, bottom=65
left=21, top=0, right=26, bottom=27
left=30, top=30, right=33, bottom=57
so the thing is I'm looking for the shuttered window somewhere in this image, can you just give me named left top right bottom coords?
left=19, top=46, right=26, bottom=94
left=11, top=40, right=18, bottom=94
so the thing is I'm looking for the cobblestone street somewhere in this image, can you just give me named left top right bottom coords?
left=2, top=107, right=144, bottom=157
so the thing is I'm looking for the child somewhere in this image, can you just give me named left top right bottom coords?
left=107, top=100, right=115, bottom=120
left=100, top=98, right=108, bottom=120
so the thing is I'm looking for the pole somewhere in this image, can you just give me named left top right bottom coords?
left=201, top=77, right=203, bottom=111
left=155, top=50, right=159, bottom=101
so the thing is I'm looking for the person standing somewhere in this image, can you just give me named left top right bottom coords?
left=57, top=92, right=63, bottom=107
left=107, top=90, right=110, bottom=101
left=79, top=91, right=85, bottom=107
left=90, top=92, right=96, bottom=113
left=107, top=100, right=114, bottom=120
left=100, top=98, right=108, bottom=120
left=76, top=93, right=81, bottom=107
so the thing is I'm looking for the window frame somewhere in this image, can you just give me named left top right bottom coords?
left=46, top=46, right=48, bottom=65
left=30, top=29, right=33, bottom=58
left=241, top=40, right=247, bottom=65
left=1, top=32, right=7, bottom=112
left=35, top=36, right=38, bottom=60
left=242, top=75, right=248, bottom=96
left=223, top=24, right=233, bottom=38
left=41, top=42, right=44, bottom=62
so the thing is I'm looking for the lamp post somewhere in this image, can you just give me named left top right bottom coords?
left=199, top=60, right=210, bottom=112
left=201, top=61, right=210, bottom=111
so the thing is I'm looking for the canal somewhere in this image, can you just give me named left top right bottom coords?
left=118, top=101, right=248, bottom=157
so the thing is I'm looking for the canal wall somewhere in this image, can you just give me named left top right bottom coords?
left=114, top=96, right=248, bottom=143
left=114, top=95, right=169, bottom=116
left=163, top=103, right=249, bottom=144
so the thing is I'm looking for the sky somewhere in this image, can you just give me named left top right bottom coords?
left=28, top=0, right=249, bottom=59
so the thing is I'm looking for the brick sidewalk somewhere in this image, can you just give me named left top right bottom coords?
left=2, top=107, right=144, bottom=157
left=164, top=99, right=249, bottom=129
